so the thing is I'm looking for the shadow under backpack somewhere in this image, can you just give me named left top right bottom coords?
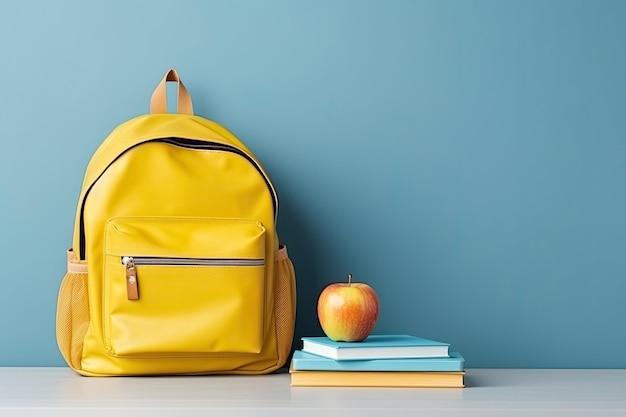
left=55, top=69, right=296, bottom=376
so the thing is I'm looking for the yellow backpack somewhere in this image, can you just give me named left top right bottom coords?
left=56, top=69, right=296, bottom=376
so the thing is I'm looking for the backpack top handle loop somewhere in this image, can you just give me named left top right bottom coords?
left=150, top=69, right=194, bottom=115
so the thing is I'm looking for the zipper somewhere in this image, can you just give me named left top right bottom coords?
left=78, top=137, right=278, bottom=259
left=152, top=138, right=278, bottom=216
left=124, top=256, right=139, bottom=300
left=121, top=256, right=265, bottom=267
left=121, top=255, right=265, bottom=301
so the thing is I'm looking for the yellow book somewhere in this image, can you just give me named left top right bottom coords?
left=289, top=366, right=465, bottom=388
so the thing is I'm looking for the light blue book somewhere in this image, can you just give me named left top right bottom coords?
left=301, top=335, right=450, bottom=360
left=291, top=350, right=465, bottom=372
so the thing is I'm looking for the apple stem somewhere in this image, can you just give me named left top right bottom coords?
left=348, top=273, right=352, bottom=287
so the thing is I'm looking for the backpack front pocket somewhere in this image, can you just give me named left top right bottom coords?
left=103, top=216, right=266, bottom=358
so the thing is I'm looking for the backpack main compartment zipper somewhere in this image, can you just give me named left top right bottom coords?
left=78, top=137, right=277, bottom=259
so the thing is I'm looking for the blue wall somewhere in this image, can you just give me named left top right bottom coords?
left=1, top=0, right=624, bottom=368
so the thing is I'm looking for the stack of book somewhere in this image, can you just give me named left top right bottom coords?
left=289, top=334, right=465, bottom=388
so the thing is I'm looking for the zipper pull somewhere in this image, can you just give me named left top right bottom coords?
left=123, top=256, right=139, bottom=300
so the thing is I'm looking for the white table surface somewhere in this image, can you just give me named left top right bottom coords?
left=1, top=367, right=625, bottom=416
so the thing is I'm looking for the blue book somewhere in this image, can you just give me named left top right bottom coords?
left=291, top=350, right=465, bottom=372
left=301, top=335, right=450, bottom=360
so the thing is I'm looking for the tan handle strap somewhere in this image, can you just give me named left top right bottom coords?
left=150, top=69, right=194, bottom=115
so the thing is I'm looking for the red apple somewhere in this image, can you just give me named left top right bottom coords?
left=317, top=274, right=380, bottom=342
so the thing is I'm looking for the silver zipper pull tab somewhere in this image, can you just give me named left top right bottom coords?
left=124, top=256, right=139, bottom=300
